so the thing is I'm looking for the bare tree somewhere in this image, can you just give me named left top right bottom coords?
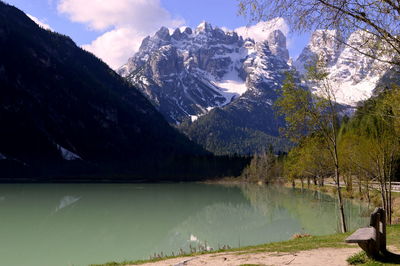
left=276, top=62, right=348, bottom=232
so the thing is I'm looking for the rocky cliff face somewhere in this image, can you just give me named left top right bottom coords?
left=118, top=23, right=294, bottom=154
left=294, top=30, right=389, bottom=105
left=118, top=22, right=291, bottom=124
left=119, top=22, right=392, bottom=154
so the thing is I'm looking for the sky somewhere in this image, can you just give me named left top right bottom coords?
left=5, top=0, right=310, bottom=69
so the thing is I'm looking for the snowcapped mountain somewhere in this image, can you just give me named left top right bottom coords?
left=118, top=22, right=291, bottom=124
left=118, top=21, right=391, bottom=154
left=294, top=30, right=389, bottom=106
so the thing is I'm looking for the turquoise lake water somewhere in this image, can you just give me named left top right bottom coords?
left=0, top=183, right=371, bottom=266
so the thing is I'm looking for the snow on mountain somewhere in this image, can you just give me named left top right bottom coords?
left=294, top=30, right=389, bottom=106
left=118, top=21, right=290, bottom=124
left=119, top=19, right=392, bottom=132
left=27, top=14, right=53, bottom=31
left=214, top=70, right=247, bottom=97
left=57, top=144, right=81, bottom=161
left=235, top=18, right=289, bottom=44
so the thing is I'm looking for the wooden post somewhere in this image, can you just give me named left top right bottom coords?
left=380, top=208, right=387, bottom=254
left=370, top=209, right=380, bottom=258
left=369, top=207, right=387, bottom=256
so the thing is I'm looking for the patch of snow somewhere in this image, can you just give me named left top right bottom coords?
left=215, top=70, right=247, bottom=96
left=140, top=76, right=151, bottom=86
left=190, top=115, right=199, bottom=122
left=234, top=18, right=289, bottom=43
left=57, top=145, right=81, bottom=161
left=196, top=21, right=213, bottom=33
left=27, top=14, right=53, bottom=31
left=313, top=76, right=380, bottom=106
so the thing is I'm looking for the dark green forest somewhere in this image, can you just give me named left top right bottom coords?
left=179, top=108, right=291, bottom=155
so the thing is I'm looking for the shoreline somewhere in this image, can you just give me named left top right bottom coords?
left=203, top=177, right=400, bottom=224
left=92, top=225, right=400, bottom=266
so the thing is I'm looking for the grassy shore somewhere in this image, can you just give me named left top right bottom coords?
left=91, top=224, right=400, bottom=266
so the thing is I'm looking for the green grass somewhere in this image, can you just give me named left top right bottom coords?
left=347, top=251, right=400, bottom=266
left=387, top=224, right=400, bottom=248
left=92, top=225, right=400, bottom=266
left=348, top=251, right=370, bottom=265
left=231, top=233, right=352, bottom=254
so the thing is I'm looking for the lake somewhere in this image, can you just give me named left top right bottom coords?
left=0, top=183, right=370, bottom=266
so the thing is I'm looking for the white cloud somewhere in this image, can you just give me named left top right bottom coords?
left=57, top=0, right=181, bottom=31
left=27, top=14, right=53, bottom=31
left=57, top=0, right=184, bottom=69
left=235, top=18, right=289, bottom=43
left=82, top=27, right=144, bottom=69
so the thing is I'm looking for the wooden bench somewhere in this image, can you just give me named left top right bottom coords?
left=345, top=207, right=386, bottom=258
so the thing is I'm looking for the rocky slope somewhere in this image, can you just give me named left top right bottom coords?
left=118, top=22, right=291, bottom=124
left=294, top=30, right=389, bottom=106
left=119, top=23, right=292, bottom=154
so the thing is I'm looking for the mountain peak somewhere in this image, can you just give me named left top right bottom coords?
left=196, top=21, right=213, bottom=32
left=267, top=30, right=286, bottom=46
left=294, top=29, right=388, bottom=106
left=266, top=30, right=289, bottom=62
left=155, top=26, right=171, bottom=40
left=309, top=29, right=338, bottom=50
left=183, top=27, right=193, bottom=35
left=171, top=28, right=183, bottom=40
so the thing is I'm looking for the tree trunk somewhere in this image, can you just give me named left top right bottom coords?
left=366, top=178, right=371, bottom=205
left=383, top=179, right=390, bottom=224
left=347, top=174, right=352, bottom=192
left=389, top=178, right=392, bottom=225
left=377, top=158, right=388, bottom=215
left=332, top=139, right=347, bottom=233
left=335, top=167, right=347, bottom=233
left=379, top=178, right=387, bottom=214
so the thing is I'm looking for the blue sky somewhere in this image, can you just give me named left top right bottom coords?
left=5, top=0, right=310, bottom=68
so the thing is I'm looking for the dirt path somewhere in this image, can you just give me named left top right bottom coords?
left=135, top=247, right=360, bottom=266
